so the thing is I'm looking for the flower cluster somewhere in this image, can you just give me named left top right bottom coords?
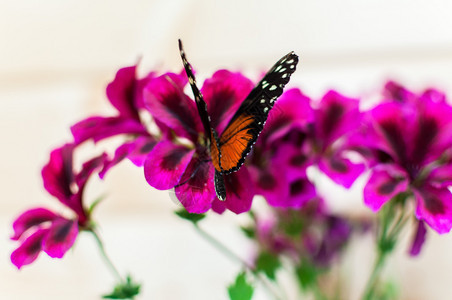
left=143, top=70, right=256, bottom=214
left=243, top=198, right=360, bottom=279
left=360, top=81, right=452, bottom=255
left=10, top=58, right=452, bottom=299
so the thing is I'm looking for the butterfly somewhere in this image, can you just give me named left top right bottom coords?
left=178, top=39, right=299, bottom=201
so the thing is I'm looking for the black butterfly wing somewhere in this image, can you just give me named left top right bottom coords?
left=178, top=39, right=213, bottom=142
left=215, top=51, right=299, bottom=175
left=179, top=40, right=227, bottom=200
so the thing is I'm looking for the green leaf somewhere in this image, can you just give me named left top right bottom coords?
left=295, top=261, right=318, bottom=290
left=240, top=226, right=255, bottom=239
left=373, top=280, right=399, bottom=300
left=378, top=236, right=396, bottom=253
left=228, top=272, right=254, bottom=300
left=255, top=251, right=280, bottom=280
left=175, top=208, right=206, bottom=224
left=103, top=275, right=141, bottom=299
left=280, top=212, right=305, bottom=237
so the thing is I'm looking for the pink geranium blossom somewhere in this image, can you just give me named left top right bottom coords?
left=11, top=144, right=104, bottom=268
left=309, top=90, right=366, bottom=188
left=248, top=88, right=316, bottom=208
left=252, top=198, right=355, bottom=268
left=11, top=208, right=78, bottom=269
left=71, top=65, right=156, bottom=177
left=248, top=88, right=365, bottom=208
left=362, top=84, right=452, bottom=234
left=143, top=70, right=255, bottom=214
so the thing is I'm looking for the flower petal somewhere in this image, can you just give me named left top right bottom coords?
left=414, top=185, right=452, bottom=234
left=106, top=65, right=155, bottom=118
left=144, top=141, right=195, bottom=190
left=11, top=208, right=58, bottom=240
left=106, top=65, right=140, bottom=120
left=428, top=164, right=452, bottom=188
left=201, top=70, right=254, bottom=135
left=75, top=153, right=107, bottom=188
left=409, top=220, right=427, bottom=256
left=42, top=144, right=75, bottom=203
left=363, top=166, right=409, bottom=211
left=174, top=157, right=215, bottom=214
left=125, top=136, right=157, bottom=166
left=100, top=136, right=157, bottom=179
left=222, top=167, right=254, bottom=214
left=71, top=153, right=106, bottom=224
left=284, top=177, right=317, bottom=208
left=421, top=88, right=447, bottom=104
left=71, top=116, right=148, bottom=145
left=261, top=88, right=312, bottom=147
left=383, top=81, right=416, bottom=103
left=248, top=165, right=287, bottom=206
left=313, top=216, right=352, bottom=266
left=315, top=90, right=361, bottom=146
left=42, top=218, right=78, bottom=258
left=211, top=198, right=226, bottom=214
left=415, top=95, right=452, bottom=164
left=99, top=143, right=134, bottom=179
left=367, top=102, right=413, bottom=165
left=318, top=155, right=365, bottom=189
left=11, top=228, right=48, bottom=269
left=271, top=143, right=312, bottom=181
left=144, top=73, right=203, bottom=141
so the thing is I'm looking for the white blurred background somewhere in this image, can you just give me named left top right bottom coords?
left=2, top=0, right=452, bottom=299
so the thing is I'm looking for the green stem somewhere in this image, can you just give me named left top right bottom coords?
left=362, top=199, right=409, bottom=300
left=311, top=282, right=328, bottom=300
left=90, top=229, right=124, bottom=283
left=193, top=224, right=247, bottom=268
left=193, top=223, right=285, bottom=300
left=362, top=248, right=387, bottom=300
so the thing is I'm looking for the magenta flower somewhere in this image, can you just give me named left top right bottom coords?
left=252, top=198, right=354, bottom=268
left=143, top=70, right=256, bottom=214
left=71, top=65, right=151, bottom=144
left=308, top=90, right=365, bottom=188
left=71, top=65, right=156, bottom=177
left=10, top=208, right=78, bottom=269
left=249, top=88, right=365, bottom=208
left=363, top=89, right=452, bottom=234
left=11, top=144, right=105, bottom=268
left=254, top=215, right=295, bottom=255
left=248, top=88, right=316, bottom=208
left=309, top=215, right=352, bottom=267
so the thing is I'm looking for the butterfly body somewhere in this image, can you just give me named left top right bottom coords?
left=178, top=39, right=299, bottom=200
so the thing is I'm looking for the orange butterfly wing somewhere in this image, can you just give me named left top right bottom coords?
left=210, top=114, right=255, bottom=173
